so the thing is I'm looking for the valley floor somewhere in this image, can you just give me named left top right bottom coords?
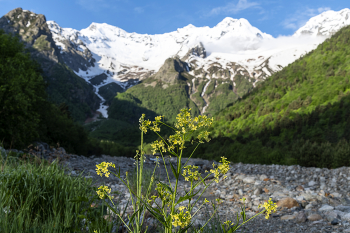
left=49, top=151, right=350, bottom=232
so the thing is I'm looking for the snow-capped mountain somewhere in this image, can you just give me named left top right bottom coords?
left=294, top=8, right=350, bottom=37
left=46, top=8, right=350, bottom=117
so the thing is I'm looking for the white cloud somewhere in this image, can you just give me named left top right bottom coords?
left=209, top=0, right=259, bottom=16
left=318, top=7, right=331, bottom=13
left=282, top=7, right=332, bottom=30
left=134, top=7, right=144, bottom=13
left=202, top=33, right=327, bottom=56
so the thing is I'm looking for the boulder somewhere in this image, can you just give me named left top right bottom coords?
left=307, top=213, right=322, bottom=221
left=276, top=197, right=299, bottom=209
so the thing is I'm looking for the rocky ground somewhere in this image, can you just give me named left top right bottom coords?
left=4, top=145, right=350, bottom=232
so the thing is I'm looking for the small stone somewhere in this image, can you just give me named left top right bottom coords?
left=342, top=212, right=350, bottom=221
left=243, top=176, right=256, bottom=184
left=335, top=205, right=350, bottom=212
left=301, top=193, right=315, bottom=201
left=331, top=218, right=339, bottom=225
left=254, top=188, right=262, bottom=196
left=300, top=200, right=307, bottom=208
left=277, top=197, right=299, bottom=209
left=319, top=205, right=335, bottom=212
left=259, top=174, right=268, bottom=180
left=331, top=192, right=341, bottom=198
left=305, top=204, right=313, bottom=209
left=281, top=215, right=296, bottom=220
left=263, top=188, right=269, bottom=193
left=296, top=185, right=304, bottom=191
left=254, top=180, right=262, bottom=185
left=295, top=211, right=307, bottom=223
left=324, top=211, right=340, bottom=222
left=238, top=189, right=243, bottom=196
left=235, top=174, right=246, bottom=180
left=308, top=213, right=322, bottom=221
left=308, top=180, right=317, bottom=186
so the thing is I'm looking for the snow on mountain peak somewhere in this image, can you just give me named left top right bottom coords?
left=47, top=21, right=61, bottom=34
left=183, top=24, right=195, bottom=29
left=216, top=17, right=238, bottom=27
left=294, top=8, right=350, bottom=37
left=44, top=9, right=350, bottom=117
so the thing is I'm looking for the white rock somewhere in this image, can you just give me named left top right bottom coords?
left=305, top=204, right=313, bottom=209
left=319, top=205, right=335, bottom=212
left=243, top=176, right=256, bottom=184
left=235, top=174, right=246, bottom=180
left=335, top=205, right=350, bottom=212
left=308, top=180, right=317, bottom=186
left=342, top=213, right=350, bottom=221
left=331, top=192, right=342, bottom=198
left=260, top=174, right=268, bottom=181
left=254, top=180, right=262, bottom=185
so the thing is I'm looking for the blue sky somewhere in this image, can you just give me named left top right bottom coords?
left=0, top=0, right=348, bottom=37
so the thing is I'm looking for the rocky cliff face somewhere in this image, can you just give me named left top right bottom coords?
left=47, top=21, right=96, bottom=73
left=0, top=8, right=100, bottom=122
left=153, top=57, right=188, bottom=84
left=0, top=8, right=59, bottom=66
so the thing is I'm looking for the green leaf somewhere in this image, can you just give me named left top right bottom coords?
left=77, top=214, right=87, bottom=219
left=175, top=189, right=201, bottom=205
left=241, top=206, right=247, bottom=222
left=156, top=178, right=174, bottom=194
left=128, top=205, right=144, bottom=226
left=144, top=204, right=167, bottom=227
left=68, top=196, right=90, bottom=203
left=170, top=161, right=179, bottom=180
left=179, top=222, right=195, bottom=233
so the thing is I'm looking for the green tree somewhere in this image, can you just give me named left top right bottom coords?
left=0, top=30, right=47, bottom=147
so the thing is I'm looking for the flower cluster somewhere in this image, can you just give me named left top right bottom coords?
left=171, top=206, right=191, bottom=228
left=139, top=114, right=151, bottom=133
left=96, top=185, right=111, bottom=199
left=95, top=162, right=115, bottom=178
left=168, top=131, right=184, bottom=150
left=139, top=114, right=164, bottom=133
left=174, top=109, right=213, bottom=132
left=197, top=130, right=211, bottom=143
left=149, top=109, right=213, bottom=155
left=260, top=198, right=278, bottom=219
left=150, top=140, right=167, bottom=155
left=182, top=165, right=200, bottom=181
left=150, top=115, right=163, bottom=132
left=148, top=195, right=158, bottom=204
left=155, top=183, right=172, bottom=207
left=209, top=157, right=231, bottom=183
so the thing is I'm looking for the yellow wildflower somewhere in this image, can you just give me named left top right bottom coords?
left=171, top=206, right=191, bottom=228
left=261, top=198, right=278, bottom=219
left=95, top=162, right=115, bottom=178
left=96, top=185, right=111, bottom=199
left=182, top=165, right=200, bottom=181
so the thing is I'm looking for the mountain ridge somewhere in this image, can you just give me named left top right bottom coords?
left=0, top=7, right=100, bottom=122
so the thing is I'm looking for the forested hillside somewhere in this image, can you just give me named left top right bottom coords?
left=85, top=58, right=201, bottom=147
left=183, top=25, right=350, bottom=169
left=0, top=8, right=100, bottom=122
left=0, top=30, right=135, bottom=157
